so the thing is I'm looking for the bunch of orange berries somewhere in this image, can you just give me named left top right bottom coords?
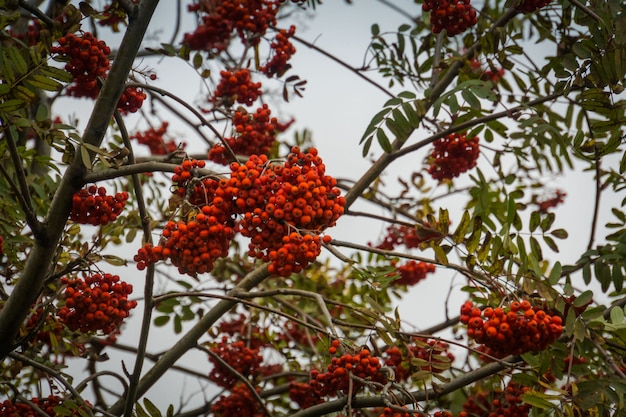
left=70, top=185, right=129, bottom=226
left=428, top=133, right=480, bottom=181
left=57, top=273, right=137, bottom=335
left=460, top=300, right=563, bottom=357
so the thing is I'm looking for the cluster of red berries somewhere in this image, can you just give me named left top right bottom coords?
left=215, top=314, right=267, bottom=348
left=261, top=25, right=297, bottom=77
left=131, top=122, right=183, bottom=155
left=384, top=338, right=455, bottom=381
left=459, top=380, right=532, bottom=417
left=468, top=58, right=505, bottom=84
left=422, top=0, right=477, bottom=36
left=373, top=223, right=440, bottom=250
left=136, top=213, right=237, bottom=275
left=208, top=336, right=263, bottom=388
left=0, top=395, right=89, bottom=417
left=136, top=147, right=344, bottom=277
left=379, top=409, right=452, bottom=417
left=513, top=0, right=553, bottom=13
left=211, top=383, right=264, bottom=417
left=70, top=185, right=130, bottom=226
left=185, top=0, right=280, bottom=52
left=208, top=104, right=292, bottom=164
left=57, top=273, right=137, bottom=334
left=309, top=341, right=387, bottom=396
left=428, top=133, right=480, bottom=181
left=51, top=32, right=111, bottom=99
left=116, top=86, right=147, bottom=114
left=8, top=20, right=42, bottom=46
left=0, top=236, right=3, bottom=255
left=213, top=69, right=262, bottom=107
left=392, top=260, right=436, bottom=286
left=233, top=148, right=344, bottom=276
left=535, top=189, right=566, bottom=213
left=460, top=300, right=563, bottom=357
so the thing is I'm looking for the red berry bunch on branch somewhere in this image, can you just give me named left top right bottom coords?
left=70, top=185, right=130, bottom=226
left=384, top=338, right=455, bottom=381
left=373, top=223, right=441, bottom=250
left=0, top=395, right=89, bottom=417
left=57, top=273, right=137, bottom=335
left=422, top=0, right=477, bottom=36
left=116, top=86, right=147, bottom=114
left=213, top=69, right=262, bottom=107
left=208, top=104, right=292, bottom=164
left=261, top=25, right=297, bottom=77
left=460, top=300, right=563, bottom=357
left=392, top=260, right=436, bottom=286
left=137, top=148, right=344, bottom=277
left=459, top=380, right=532, bottom=417
left=131, top=122, right=184, bottom=155
left=535, top=189, right=566, bottom=213
left=185, top=0, right=280, bottom=52
left=309, top=342, right=386, bottom=396
left=513, top=0, right=553, bottom=13
left=211, top=383, right=264, bottom=417
left=428, top=133, right=480, bottom=181
left=231, top=147, right=345, bottom=276
left=208, top=336, right=263, bottom=388
left=51, top=32, right=111, bottom=99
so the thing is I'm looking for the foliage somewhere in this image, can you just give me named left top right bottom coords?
left=0, top=0, right=625, bottom=417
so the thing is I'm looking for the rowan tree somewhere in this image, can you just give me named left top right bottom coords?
left=0, top=1, right=625, bottom=417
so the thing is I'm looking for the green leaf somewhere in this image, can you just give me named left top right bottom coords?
left=548, top=262, right=562, bottom=285
left=135, top=402, right=150, bottom=417
left=610, top=306, right=625, bottom=325
left=376, top=129, right=392, bottom=153
left=371, top=23, right=380, bottom=36
left=573, top=290, right=593, bottom=307
left=521, top=390, right=556, bottom=409
left=143, top=398, right=163, bottom=417
left=453, top=211, right=471, bottom=244
left=550, top=229, right=569, bottom=239
left=26, top=74, right=63, bottom=91
left=154, top=316, right=170, bottom=326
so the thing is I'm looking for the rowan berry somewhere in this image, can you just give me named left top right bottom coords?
left=261, top=25, right=296, bottom=77
left=208, top=336, right=263, bottom=388
left=392, top=260, right=436, bottom=286
left=535, top=189, right=566, bottom=213
left=422, top=0, right=477, bottom=36
left=211, top=383, right=264, bottom=417
left=117, top=86, right=147, bottom=114
left=0, top=395, right=90, bottom=417
left=51, top=32, right=111, bottom=99
left=461, top=380, right=531, bottom=417
left=208, top=105, right=292, bottom=164
left=131, top=122, right=184, bottom=155
left=460, top=300, right=563, bottom=357
left=383, top=338, right=455, bottom=381
left=212, top=69, right=262, bottom=107
left=70, top=186, right=129, bottom=226
left=57, top=273, right=137, bottom=335
left=428, top=133, right=480, bottom=181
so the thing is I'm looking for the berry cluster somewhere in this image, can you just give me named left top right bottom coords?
left=51, top=32, right=111, bottom=99
left=535, top=189, right=566, bottom=213
left=460, top=300, right=563, bottom=357
left=428, top=133, right=480, bottom=181
left=468, top=58, right=505, bottom=84
left=184, top=0, right=280, bottom=52
left=261, top=25, right=297, bottom=77
left=459, top=380, right=531, bottom=417
left=208, top=336, right=263, bottom=388
left=136, top=148, right=344, bottom=277
left=0, top=395, right=88, bottom=417
left=373, top=223, right=441, bottom=250
left=384, top=338, right=455, bottom=381
left=70, top=185, right=130, bottom=226
left=0, top=236, right=3, bottom=255
left=513, top=0, right=553, bottom=13
left=57, top=273, right=137, bottom=334
left=8, top=20, right=42, bottom=46
left=116, top=86, right=147, bottom=114
left=208, top=105, right=292, bottom=164
left=211, top=383, right=264, bottom=417
left=392, top=260, right=436, bottom=286
left=213, top=69, right=262, bottom=107
left=422, top=0, right=477, bottom=36
left=289, top=381, right=324, bottom=409
left=233, top=148, right=344, bottom=276
left=131, top=122, right=183, bottom=155
left=310, top=342, right=386, bottom=396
